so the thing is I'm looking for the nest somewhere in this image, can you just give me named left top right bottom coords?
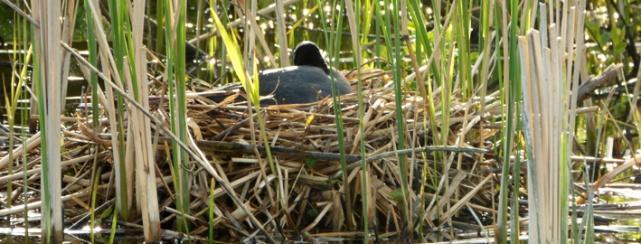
left=181, top=69, right=502, bottom=241
left=0, top=69, right=503, bottom=242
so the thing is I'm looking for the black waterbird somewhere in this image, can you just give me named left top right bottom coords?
left=257, top=41, right=351, bottom=105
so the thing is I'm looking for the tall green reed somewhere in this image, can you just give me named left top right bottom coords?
left=314, top=0, right=355, bottom=233
left=163, top=0, right=191, bottom=234
left=106, top=0, right=132, bottom=222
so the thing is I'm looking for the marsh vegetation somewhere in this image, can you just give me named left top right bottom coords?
left=0, top=0, right=641, bottom=243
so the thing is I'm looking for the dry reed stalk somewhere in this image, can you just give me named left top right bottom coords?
left=31, top=0, right=64, bottom=241
left=0, top=153, right=99, bottom=185
left=123, top=0, right=162, bottom=239
left=59, top=0, right=79, bottom=109
left=0, top=185, right=109, bottom=216
left=518, top=1, right=586, bottom=242
left=0, top=132, right=40, bottom=170
left=274, top=0, right=289, bottom=67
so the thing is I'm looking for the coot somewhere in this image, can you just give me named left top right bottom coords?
left=258, top=41, right=351, bottom=105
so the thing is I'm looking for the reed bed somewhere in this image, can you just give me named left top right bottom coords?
left=2, top=0, right=641, bottom=242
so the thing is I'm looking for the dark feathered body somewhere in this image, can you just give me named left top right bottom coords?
left=259, top=66, right=351, bottom=104
left=256, top=41, right=351, bottom=105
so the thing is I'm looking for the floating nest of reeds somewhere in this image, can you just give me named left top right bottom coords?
left=0, top=69, right=503, bottom=242
left=178, top=69, right=502, bottom=241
